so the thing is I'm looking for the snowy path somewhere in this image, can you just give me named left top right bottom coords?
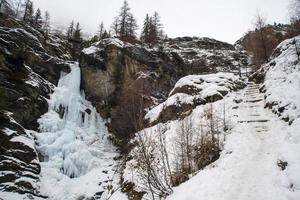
left=167, top=82, right=292, bottom=200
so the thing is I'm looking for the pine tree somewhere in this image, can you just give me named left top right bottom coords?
left=140, top=14, right=151, bottom=43
left=68, top=22, right=83, bottom=60
left=127, top=13, right=138, bottom=38
left=73, top=22, right=82, bottom=42
left=34, top=8, right=43, bottom=29
left=23, top=0, right=34, bottom=24
left=102, top=30, right=110, bottom=39
left=67, top=21, right=74, bottom=39
left=111, top=0, right=138, bottom=42
left=149, top=11, right=163, bottom=46
left=98, top=21, right=105, bottom=39
left=141, top=11, right=164, bottom=47
left=43, top=11, right=50, bottom=35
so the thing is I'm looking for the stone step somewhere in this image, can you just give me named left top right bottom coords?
left=249, top=114, right=262, bottom=117
left=254, top=126, right=268, bottom=129
left=256, top=129, right=268, bottom=133
left=244, top=99, right=263, bottom=103
left=238, top=119, right=269, bottom=123
left=245, top=91, right=259, bottom=95
left=245, top=105, right=261, bottom=108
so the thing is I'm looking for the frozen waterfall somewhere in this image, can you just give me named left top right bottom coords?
left=35, top=63, right=118, bottom=200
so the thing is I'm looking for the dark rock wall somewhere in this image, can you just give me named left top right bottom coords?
left=0, top=17, right=71, bottom=196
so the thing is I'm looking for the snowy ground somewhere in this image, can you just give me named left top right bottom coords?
left=124, top=73, right=242, bottom=199
left=167, top=82, right=300, bottom=200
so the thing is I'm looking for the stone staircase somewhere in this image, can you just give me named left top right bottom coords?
left=236, top=82, right=269, bottom=132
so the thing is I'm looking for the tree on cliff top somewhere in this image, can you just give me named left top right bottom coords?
left=111, top=0, right=138, bottom=43
left=141, top=11, right=164, bottom=47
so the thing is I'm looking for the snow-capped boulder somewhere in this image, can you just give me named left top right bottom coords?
left=145, top=73, right=246, bottom=125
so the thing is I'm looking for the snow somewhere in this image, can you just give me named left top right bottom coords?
left=170, top=72, right=238, bottom=94
left=145, top=72, right=243, bottom=123
left=24, top=64, right=55, bottom=90
left=165, top=36, right=300, bottom=200
left=35, top=63, right=123, bottom=200
left=167, top=82, right=298, bottom=200
left=264, top=36, right=300, bottom=123
left=82, top=37, right=129, bottom=55
left=10, top=135, right=35, bottom=149
left=145, top=93, right=197, bottom=123
left=124, top=88, right=236, bottom=199
left=0, top=191, right=45, bottom=200
left=82, top=45, right=101, bottom=55
left=109, top=190, right=129, bottom=200
left=2, top=128, right=17, bottom=136
left=162, top=37, right=249, bottom=71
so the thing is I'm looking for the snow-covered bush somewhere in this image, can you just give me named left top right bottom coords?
left=124, top=98, right=232, bottom=199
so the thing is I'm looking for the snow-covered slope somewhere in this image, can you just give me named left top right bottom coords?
left=123, top=73, right=245, bottom=199
left=166, top=36, right=300, bottom=200
left=263, top=36, right=300, bottom=124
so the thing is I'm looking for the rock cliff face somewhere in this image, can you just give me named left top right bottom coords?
left=80, top=38, right=188, bottom=139
left=80, top=37, right=249, bottom=139
left=0, top=17, right=70, bottom=196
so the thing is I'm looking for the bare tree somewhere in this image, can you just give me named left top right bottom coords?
left=247, top=12, right=279, bottom=69
left=254, top=12, right=268, bottom=63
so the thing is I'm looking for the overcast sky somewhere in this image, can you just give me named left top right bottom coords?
left=31, top=0, right=291, bottom=44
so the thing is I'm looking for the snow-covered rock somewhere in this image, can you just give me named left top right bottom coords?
left=163, top=37, right=250, bottom=73
left=262, top=36, right=300, bottom=124
left=145, top=72, right=245, bottom=124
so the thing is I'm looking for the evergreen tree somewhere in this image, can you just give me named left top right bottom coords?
left=141, top=11, right=164, bottom=46
left=102, top=30, right=110, bottom=39
left=33, top=8, right=43, bottom=29
left=67, top=21, right=74, bottom=39
left=43, top=11, right=50, bottom=35
left=111, top=0, right=138, bottom=42
left=73, top=22, right=82, bottom=42
left=140, top=14, right=151, bottom=43
left=127, top=13, right=138, bottom=38
left=23, top=0, right=34, bottom=24
left=149, top=11, right=163, bottom=46
left=68, top=22, right=82, bottom=60
left=98, top=21, right=105, bottom=39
